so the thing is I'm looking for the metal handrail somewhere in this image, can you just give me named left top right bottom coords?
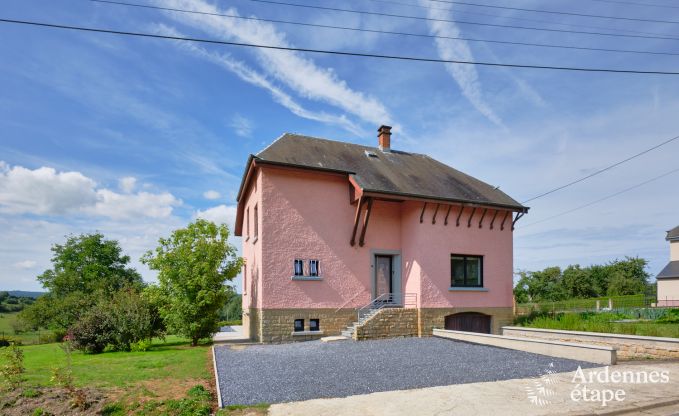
left=356, top=292, right=417, bottom=321
left=335, top=291, right=363, bottom=313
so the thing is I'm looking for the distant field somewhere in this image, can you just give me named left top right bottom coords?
left=0, top=312, right=53, bottom=344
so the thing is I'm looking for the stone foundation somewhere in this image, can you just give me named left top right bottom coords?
left=354, top=308, right=418, bottom=340
left=247, top=308, right=357, bottom=343
left=246, top=307, right=515, bottom=342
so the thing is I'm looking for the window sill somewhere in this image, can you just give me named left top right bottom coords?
left=449, top=287, right=488, bottom=292
left=291, top=331, right=324, bottom=336
left=291, top=276, right=323, bottom=281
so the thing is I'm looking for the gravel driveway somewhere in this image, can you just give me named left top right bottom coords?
left=214, top=337, right=598, bottom=405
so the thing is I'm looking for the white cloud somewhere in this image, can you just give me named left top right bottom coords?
left=195, top=204, right=237, bottom=229
left=422, top=2, right=502, bottom=126
left=119, top=176, right=137, bottom=193
left=153, top=25, right=364, bottom=135
left=0, top=162, right=180, bottom=220
left=230, top=113, right=253, bottom=137
left=203, top=190, right=221, bottom=200
left=0, top=164, right=97, bottom=215
left=88, top=189, right=180, bottom=220
left=155, top=0, right=394, bottom=128
left=14, top=260, right=36, bottom=270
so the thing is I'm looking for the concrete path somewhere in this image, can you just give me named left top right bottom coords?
left=212, top=325, right=249, bottom=343
left=269, top=361, right=679, bottom=416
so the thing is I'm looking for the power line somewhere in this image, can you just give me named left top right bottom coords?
left=362, top=0, right=672, bottom=37
left=518, top=167, right=679, bottom=229
left=589, top=0, right=679, bottom=10
left=87, top=0, right=679, bottom=57
left=241, top=0, right=679, bottom=42
left=4, top=18, right=679, bottom=74
left=521, top=134, right=679, bottom=203
left=424, top=0, right=679, bottom=24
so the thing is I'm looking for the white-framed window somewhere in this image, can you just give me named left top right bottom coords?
left=294, top=259, right=304, bottom=276
left=309, top=260, right=320, bottom=277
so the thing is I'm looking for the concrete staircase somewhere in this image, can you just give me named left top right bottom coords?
left=340, top=308, right=381, bottom=338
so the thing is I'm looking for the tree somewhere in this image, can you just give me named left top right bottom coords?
left=20, top=233, right=142, bottom=330
left=38, top=233, right=142, bottom=297
left=141, top=220, right=242, bottom=346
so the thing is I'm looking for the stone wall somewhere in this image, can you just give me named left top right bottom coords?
left=503, top=327, right=679, bottom=360
left=354, top=308, right=418, bottom=340
left=419, top=307, right=514, bottom=336
left=246, top=307, right=516, bottom=342
left=247, top=308, right=356, bottom=343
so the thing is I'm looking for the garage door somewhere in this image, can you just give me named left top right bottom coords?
left=444, top=312, right=491, bottom=334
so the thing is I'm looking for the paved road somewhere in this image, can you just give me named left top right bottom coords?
left=214, top=337, right=597, bottom=405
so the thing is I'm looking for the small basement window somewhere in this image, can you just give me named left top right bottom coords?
left=294, top=259, right=304, bottom=276
left=309, top=319, right=320, bottom=332
left=309, top=260, right=320, bottom=277
left=294, top=319, right=304, bottom=332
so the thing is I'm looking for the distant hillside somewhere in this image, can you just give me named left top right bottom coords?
left=7, top=290, right=44, bottom=298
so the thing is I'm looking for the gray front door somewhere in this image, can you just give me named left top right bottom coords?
left=374, top=255, right=393, bottom=299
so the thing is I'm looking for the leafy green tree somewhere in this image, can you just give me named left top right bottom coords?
left=561, top=265, right=597, bottom=299
left=141, top=220, right=242, bottom=346
left=38, top=233, right=142, bottom=297
left=20, top=233, right=142, bottom=330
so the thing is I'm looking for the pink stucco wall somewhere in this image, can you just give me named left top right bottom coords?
left=241, top=170, right=263, bottom=313
left=401, top=202, right=514, bottom=308
left=240, top=165, right=515, bottom=311
left=259, top=166, right=401, bottom=309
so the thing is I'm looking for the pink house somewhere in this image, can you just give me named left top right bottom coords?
left=235, top=126, right=528, bottom=342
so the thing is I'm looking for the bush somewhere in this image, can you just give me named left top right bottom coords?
left=0, top=343, right=24, bottom=390
left=130, top=339, right=152, bottom=352
left=69, top=306, right=115, bottom=354
left=69, top=288, right=162, bottom=354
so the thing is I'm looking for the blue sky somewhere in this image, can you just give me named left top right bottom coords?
left=2, top=0, right=679, bottom=292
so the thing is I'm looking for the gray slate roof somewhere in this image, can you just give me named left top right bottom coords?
left=255, top=134, right=527, bottom=211
left=667, top=225, right=679, bottom=241
left=657, top=261, right=679, bottom=279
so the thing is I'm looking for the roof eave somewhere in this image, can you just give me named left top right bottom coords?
left=361, top=188, right=529, bottom=213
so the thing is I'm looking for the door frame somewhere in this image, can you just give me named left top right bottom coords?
left=370, top=249, right=402, bottom=304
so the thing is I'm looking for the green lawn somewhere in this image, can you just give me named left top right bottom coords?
left=21, top=336, right=211, bottom=388
left=0, top=312, right=53, bottom=345
left=2, top=336, right=223, bottom=415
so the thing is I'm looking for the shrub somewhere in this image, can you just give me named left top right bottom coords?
left=103, top=289, right=161, bottom=352
left=69, top=306, right=115, bottom=354
left=0, top=343, right=24, bottom=390
left=130, top=339, right=152, bottom=352
left=69, top=288, right=161, bottom=353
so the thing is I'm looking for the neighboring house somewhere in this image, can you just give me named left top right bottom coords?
left=234, top=126, right=529, bottom=343
left=657, top=225, right=679, bottom=307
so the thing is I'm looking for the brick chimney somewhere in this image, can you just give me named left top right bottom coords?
left=378, top=125, right=392, bottom=151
